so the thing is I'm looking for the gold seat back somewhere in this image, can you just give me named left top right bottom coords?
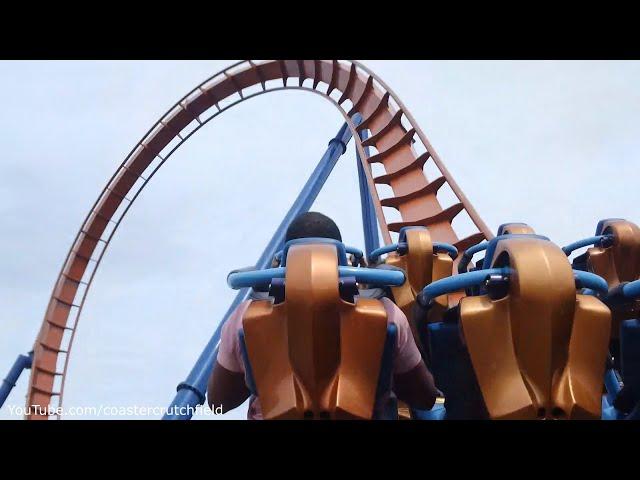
left=385, top=228, right=453, bottom=322
left=499, top=223, right=536, bottom=235
left=242, top=243, right=389, bottom=420
left=586, top=219, right=640, bottom=337
left=460, top=237, right=611, bottom=419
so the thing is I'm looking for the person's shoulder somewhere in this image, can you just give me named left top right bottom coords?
left=225, top=300, right=253, bottom=328
left=380, top=297, right=408, bottom=324
left=380, top=296, right=400, bottom=311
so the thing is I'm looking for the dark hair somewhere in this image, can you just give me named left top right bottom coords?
left=285, top=212, right=342, bottom=243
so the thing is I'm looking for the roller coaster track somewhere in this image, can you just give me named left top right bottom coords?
left=25, top=60, right=493, bottom=419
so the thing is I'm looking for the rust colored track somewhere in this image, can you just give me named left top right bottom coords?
left=25, top=60, right=492, bottom=419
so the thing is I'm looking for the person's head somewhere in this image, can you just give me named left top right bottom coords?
left=285, top=212, right=342, bottom=243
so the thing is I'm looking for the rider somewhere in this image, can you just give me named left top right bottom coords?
left=207, top=211, right=439, bottom=419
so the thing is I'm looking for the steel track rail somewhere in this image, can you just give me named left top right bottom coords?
left=25, top=60, right=491, bottom=418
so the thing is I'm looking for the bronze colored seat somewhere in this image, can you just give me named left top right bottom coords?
left=496, top=222, right=536, bottom=236
left=382, top=227, right=455, bottom=322
left=423, top=235, right=612, bottom=419
left=582, top=219, right=640, bottom=340
left=369, top=227, right=456, bottom=387
left=228, top=239, right=404, bottom=420
left=565, top=219, right=640, bottom=413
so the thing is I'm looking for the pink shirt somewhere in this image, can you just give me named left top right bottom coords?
left=216, top=297, right=422, bottom=420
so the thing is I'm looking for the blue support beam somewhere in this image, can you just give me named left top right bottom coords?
left=604, top=368, right=623, bottom=405
left=356, top=129, right=380, bottom=258
left=163, top=115, right=362, bottom=419
left=0, top=351, right=33, bottom=409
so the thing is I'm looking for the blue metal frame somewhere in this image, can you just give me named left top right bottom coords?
left=357, top=128, right=380, bottom=258
left=162, top=116, right=362, bottom=419
left=227, top=264, right=405, bottom=289
left=375, top=323, right=398, bottom=420
left=238, top=330, right=258, bottom=396
left=562, top=235, right=614, bottom=256
left=434, top=243, right=459, bottom=258
left=336, top=266, right=405, bottom=287
left=418, top=266, right=607, bottom=306
left=419, top=267, right=512, bottom=305
left=458, top=241, right=489, bottom=274
left=604, top=368, right=623, bottom=405
left=227, top=267, right=286, bottom=288
left=369, top=241, right=458, bottom=263
left=573, top=270, right=609, bottom=294
left=345, top=246, right=364, bottom=264
left=622, top=279, right=640, bottom=299
left=368, top=244, right=400, bottom=263
left=0, top=352, right=33, bottom=408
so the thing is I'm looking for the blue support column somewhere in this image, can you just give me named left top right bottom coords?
left=356, top=128, right=380, bottom=258
left=163, top=115, right=362, bottom=419
left=0, top=351, right=32, bottom=409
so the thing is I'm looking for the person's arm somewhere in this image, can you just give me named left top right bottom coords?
left=207, top=361, right=250, bottom=412
left=384, top=298, right=439, bottom=410
left=393, top=361, right=438, bottom=410
left=206, top=301, right=252, bottom=413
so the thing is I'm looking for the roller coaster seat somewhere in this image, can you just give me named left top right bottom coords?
left=480, top=233, right=550, bottom=269
left=584, top=219, right=640, bottom=340
left=457, top=222, right=537, bottom=280
left=423, top=235, right=612, bottom=419
left=227, top=239, right=404, bottom=420
left=376, top=226, right=456, bottom=325
left=617, top=319, right=640, bottom=417
left=426, top=318, right=488, bottom=419
left=496, top=222, right=536, bottom=236
left=456, top=227, right=547, bottom=296
left=586, top=219, right=640, bottom=288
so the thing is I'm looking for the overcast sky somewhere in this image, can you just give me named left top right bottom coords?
left=1, top=61, right=638, bottom=419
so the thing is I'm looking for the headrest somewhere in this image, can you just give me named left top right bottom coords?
left=281, top=238, right=349, bottom=266
left=228, top=241, right=406, bottom=290
left=481, top=234, right=550, bottom=269
left=275, top=240, right=363, bottom=267
left=595, top=218, right=626, bottom=236
left=497, top=223, right=535, bottom=236
left=398, top=226, right=428, bottom=243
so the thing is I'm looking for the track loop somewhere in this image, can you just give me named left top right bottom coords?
left=26, top=60, right=492, bottom=418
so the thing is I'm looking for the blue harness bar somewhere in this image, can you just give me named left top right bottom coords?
left=369, top=241, right=458, bottom=263
left=604, top=368, right=623, bottom=404
left=574, top=270, right=609, bottom=294
left=368, top=244, right=400, bottom=263
left=562, top=235, right=614, bottom=256
left=418, top=268, right=608, bottom=306
left=458, top=241, right=489, bottom=274
left=418, top=267, right=511, bottom=306
left=227, top=265, right=406, bottom=290
left=622, top=279, right=640, bottom=299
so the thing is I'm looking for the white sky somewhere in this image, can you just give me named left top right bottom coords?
left=0, top=60, right=638, bottom=419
